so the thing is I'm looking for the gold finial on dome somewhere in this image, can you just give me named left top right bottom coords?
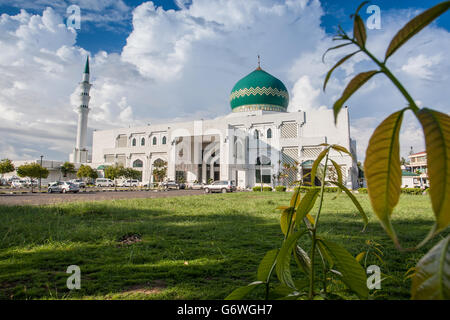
left=256, top=54, right=262, bottom=70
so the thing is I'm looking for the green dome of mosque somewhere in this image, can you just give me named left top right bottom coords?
left=230, top=67, right=289, bottom=112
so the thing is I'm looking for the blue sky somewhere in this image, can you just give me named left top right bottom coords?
left=0, top=0, right=448, bottom=161
left=1, top=1, right=448, bottom=54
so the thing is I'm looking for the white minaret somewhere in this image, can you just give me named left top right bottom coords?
left=70, top=57, right=92, bottom=163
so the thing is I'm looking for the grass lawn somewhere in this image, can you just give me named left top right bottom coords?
left=0, top=192, right=446, bottom=300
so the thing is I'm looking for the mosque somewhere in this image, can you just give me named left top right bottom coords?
left=70, top=57, right=359, bottom=189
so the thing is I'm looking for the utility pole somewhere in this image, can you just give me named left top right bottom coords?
left=39, top=155, right=43, bottom=192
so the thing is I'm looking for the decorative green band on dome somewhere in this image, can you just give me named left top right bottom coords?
left=230, top=86, right=289, bottom=101
left=232, top=104, right=287, bottom=113
left=230, top=68, right=289, bottom=112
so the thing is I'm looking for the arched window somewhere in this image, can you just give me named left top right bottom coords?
left=267, top=128, right=272, bottom=139
left=254, top=130, right=259, bottom=139
left=162, top=136, right=167, bottom=145
left=132, top=138, right=136, bottom=146
left=133, top=159, right=143, bottom=168
left=141, top=138, right=145, bottom=146
left=153, top=137, right=157, bottom=145
left=256, top=155, right=271, bottom=166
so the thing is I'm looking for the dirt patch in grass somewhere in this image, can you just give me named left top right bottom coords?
left=122, top=280, right=167, bottom=296
left=118, top=233, right=142, bottom=245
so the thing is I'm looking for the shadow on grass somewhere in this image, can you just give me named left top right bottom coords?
left=0, top=195, right=446, bottom=300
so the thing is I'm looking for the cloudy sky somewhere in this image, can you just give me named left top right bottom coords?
left=0, top=0, right=449, bottom=162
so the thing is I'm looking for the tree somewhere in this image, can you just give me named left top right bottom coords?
left=60, top=162, right=76, bottom=179
left=152, top=160, right=167, bottom=183
left=0, top=159, right=15, bottom=181
left=77, top=165, right=98, bottom=183
left=123, top=168, right=141, bottom=180
left=16, top=163, right=49, bottom=192
left=104, top=164, right=126, bottom=190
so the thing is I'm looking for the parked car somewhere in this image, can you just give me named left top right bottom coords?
left=70, top=179, right=86, bottom=188
left=11, top=179, right=29, bottom=188
left=119, top=179, right=139, bottom=187
left=203, top=180, right=236, bottom=193
left=48, top=181, right=80, bottom=193
left=161, top=180, right=180, bottom=190
left=189, top=182, right=204, bottom=190
left=95, top=178, right=114, bottom=187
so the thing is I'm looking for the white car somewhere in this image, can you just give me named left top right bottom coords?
left=119, top=179, right=139, bottom=187
left=11, top=179, right=29, bottom=188
left=203, top=181, right=236, bottom=193
left=95, top=178, right=114, bottom=187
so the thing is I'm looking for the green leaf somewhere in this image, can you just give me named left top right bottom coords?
left=329, top=159, right=343, bottom=186
left=333, top=70, right=379, bottom=123
left=280, top=208, right=295, bottom=236
left=385, top=2, right=450, bottom=60
left=318, top=238, right=369, bottom=299
left=330, top=144, right=353, bottom=157
left=290, top=187, right=301, bottom=208
left=257, top=249, right=279, bottom=283
left=417, top=108, right=450, bottom=232
left=294, top=245, right=311, bottom=275
left=412, top=235, right=450, bottom=300
left=295, top=188, right=320, bottom=228
left=323, top=51, right=360, bottom=91
left=364, top=110, right=406, bottom=244
left=276, top=231, right=306, bottom=290
left=354, top=1, right=370, bottom=17
left=322, top=42, right=353, bottom=63
left=327, top=180, right=368, bottom=230
left=310, top=147, right=330, bottom=186
left=225, top=281, right=264, bottom=300
left=356, top=252, right=366, bottom=263
left=317, top=241, right=334, bottom=269
left=353, top=15, right=367, bottom=47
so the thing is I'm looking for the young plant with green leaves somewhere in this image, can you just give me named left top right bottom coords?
left=324, top=1, right=450, bottom=299
left=226, top=144, right=369, bottom=300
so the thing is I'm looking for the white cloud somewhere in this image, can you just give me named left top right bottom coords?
left=0, top=1, right=448, bottom=164
left=401, top=54, right=442, bottom=80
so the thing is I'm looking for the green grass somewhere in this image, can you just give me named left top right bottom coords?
left=0, top=192, right=446, bottom=300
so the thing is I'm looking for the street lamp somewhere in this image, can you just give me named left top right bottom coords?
left=39, top=155, right=43, bottom=192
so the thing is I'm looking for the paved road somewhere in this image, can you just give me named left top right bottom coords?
left=0, top=189, right=205, bottom=206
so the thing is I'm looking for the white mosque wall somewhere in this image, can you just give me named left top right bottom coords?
left=90, top=108, right=359, bottom=188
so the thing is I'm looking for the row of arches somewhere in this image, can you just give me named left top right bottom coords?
left=131, top=136, right=167, bottom=147
left=132, top=158, right=167, bottom=168
left=254, top=128, right=272, bottom=139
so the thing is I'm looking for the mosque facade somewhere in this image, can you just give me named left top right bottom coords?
left=72, top=58, right=359, bottom=189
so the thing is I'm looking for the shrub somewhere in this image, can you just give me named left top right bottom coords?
left=253, top=186, right=273, bottom=192
left=295, top=186, right=339, bottom=193
left=401, top=188, right=424, bottom=195
left=275, top=185, right=286, bottom=192
left=358, top=188, right=368, bottom=194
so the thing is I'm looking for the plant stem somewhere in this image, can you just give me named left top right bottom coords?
left=308, top=152, right=329, bottom=299
left=351, top=39, right=420, bottom=114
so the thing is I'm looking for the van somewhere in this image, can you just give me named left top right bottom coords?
left=95, top=178, right=114, bottom=187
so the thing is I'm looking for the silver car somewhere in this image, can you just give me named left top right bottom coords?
left=203, top=181, right=236, bottom=193
left=48, top=181, right=80, bottom=193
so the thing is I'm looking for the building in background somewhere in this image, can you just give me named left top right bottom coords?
left=405, top=151, right=428, bottom=188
